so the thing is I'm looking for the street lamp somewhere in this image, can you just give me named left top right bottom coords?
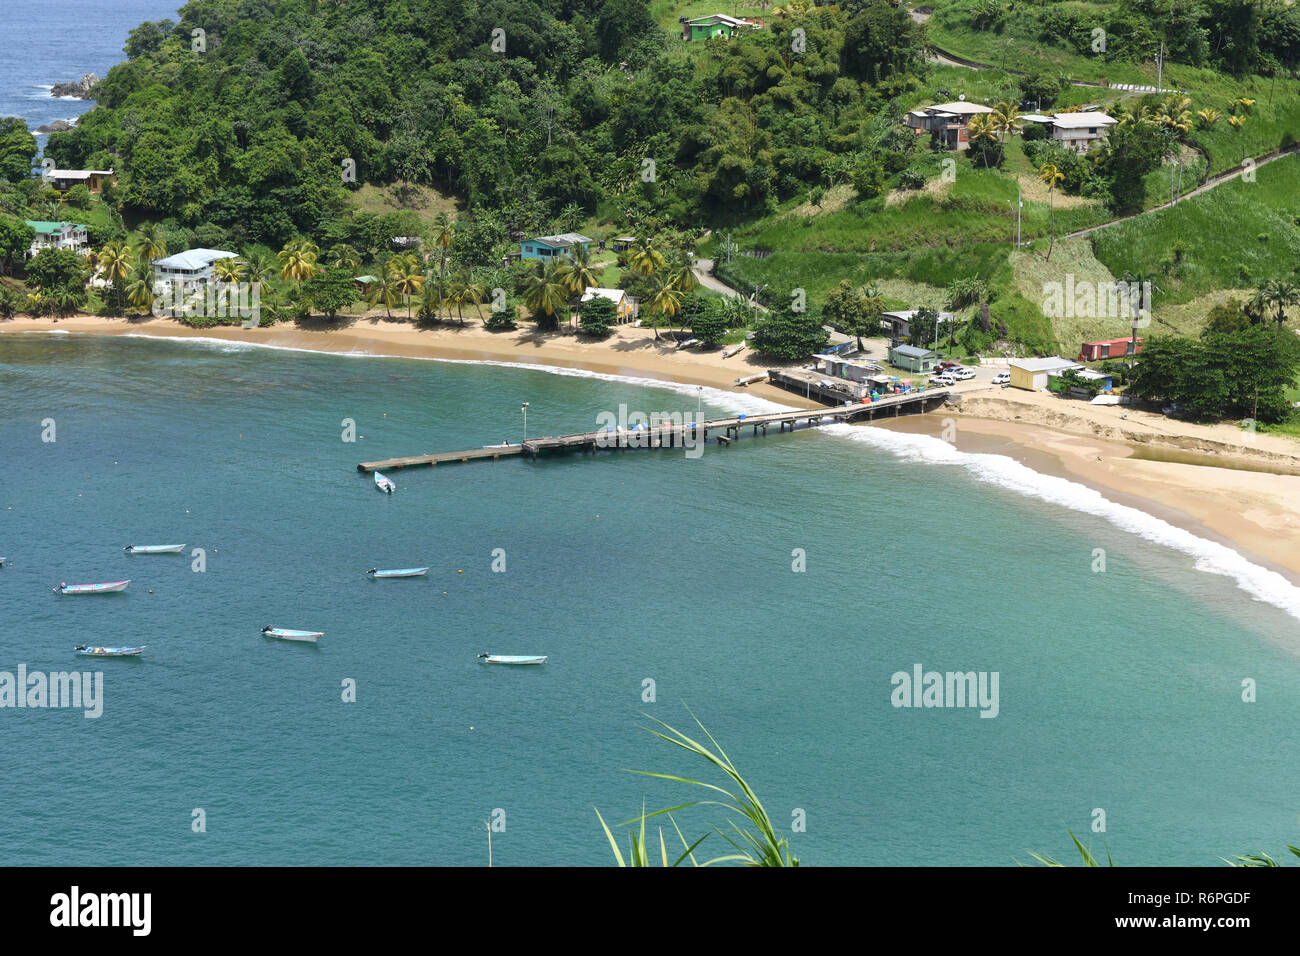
left=521, top=401, right=529, bottom=443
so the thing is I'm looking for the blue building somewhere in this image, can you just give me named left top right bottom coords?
left=519, top=232, right=594, bottom=262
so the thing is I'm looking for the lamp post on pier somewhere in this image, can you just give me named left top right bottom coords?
left=521, top=401, right=530, bottom=443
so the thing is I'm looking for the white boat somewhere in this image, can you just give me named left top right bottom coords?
left=124, top=544, right=185, bottom=554
left=721, top=343, right=746, bottom=359
left=735, top=373, right=767, bottom=386
left=482, top=442, right=512, bottom=449
left=75, top=645, right=145, bottom=657
left=374, top=472, right=396, bottom=494
left=55, top=580, right=129, bottom=595
left=477, top=654, right=547, bottom=665
left=366, top=567, right=429, bottom=578
left=261, top=626, right=323, bottom=643
left=675, top=337, right=700, bottom=350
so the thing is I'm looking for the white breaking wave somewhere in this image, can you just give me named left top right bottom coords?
left=824, top=422, right=1300, bottom=623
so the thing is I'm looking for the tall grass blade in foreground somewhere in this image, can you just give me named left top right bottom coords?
left=595, top=707, right=799, bottom=867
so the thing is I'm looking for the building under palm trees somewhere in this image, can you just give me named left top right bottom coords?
left=151, top=248, right=239, bottom=295
left=905, top=101, right=996, bottom=150
left=580, top=287, right=638, bottom=323
left=1022, top=112, right=1118, bottom=154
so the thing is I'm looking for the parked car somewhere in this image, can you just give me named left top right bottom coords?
left=952, top=367, right=977, bottom=381
left=935, top=361, right=962, bottom=373
left=931, top=374, right=956, bottom=387
left=992, top=371, right=1010, bottom=385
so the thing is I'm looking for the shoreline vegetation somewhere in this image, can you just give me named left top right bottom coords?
left=8, top=312, right=1300, bottom=589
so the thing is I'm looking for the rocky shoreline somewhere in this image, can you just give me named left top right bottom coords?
left=48, top=73, right=99, bottom=100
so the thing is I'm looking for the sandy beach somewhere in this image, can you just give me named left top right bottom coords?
left=7, top=312, right=1300, bottom=583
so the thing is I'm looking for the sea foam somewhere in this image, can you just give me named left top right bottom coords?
left=824, top=421, right=1300, bottom=623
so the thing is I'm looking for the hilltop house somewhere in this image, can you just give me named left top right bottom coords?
left=25, top=220, right=88, bottom=256
left=881, top=309, right=961, bottom=344
left=680, top=14, right=761, bottom=41
left=1078, top=337, right=1143, bottom=362
left=1022, top=112, right=1118, bottom=154
left=43, top=169, right=115, bottom=193
left=152, top=248, right=240, bottom=295
left=519, top=233, right=593, bottom=262
left=905, top=102, right=996, bottom=150
left=580, top=287, right=638, bottom=323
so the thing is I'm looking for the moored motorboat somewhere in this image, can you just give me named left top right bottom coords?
left=374, top=472, right=396, bottom=493
left=55, top=580, right=129, bottom=595
left=74, top=645, right=145, bottom=657
left=721, top=343, right=746, bottom=359
left=261, top=626, right=323, bottom=643
left=124, top=544, right=185, bottom=554
left=477, top=653, right=547, bottom=665
left=366, top=567, right=429, bottom=578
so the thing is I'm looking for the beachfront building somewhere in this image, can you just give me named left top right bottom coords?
left=888, top=344, right=938, bottom=373
left=814, top=353, right=884, bottom=385
left=25, top=220, right=88, bottom=256
left=905, top=101, right=996, bottom=150
left=1009, top=356, right=1081, bottom=391
left=151, top=248, right=240, bottom=295
left=43, top=169, right=115, bottom=194
left=519, top=233, right=594, bottom=262
left=580, top=286, right=638, bottom=323
left=881, top=309, right=961, bottom=344
left=1078, top=336, right=1143, bottom=362
left=680, top=14, right=761, bottom=41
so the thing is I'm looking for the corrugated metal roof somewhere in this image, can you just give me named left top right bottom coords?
left=152, top=248, right=239, bottom=270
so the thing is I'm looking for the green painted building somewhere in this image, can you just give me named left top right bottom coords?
left=680, top=14, right=757, bottom=41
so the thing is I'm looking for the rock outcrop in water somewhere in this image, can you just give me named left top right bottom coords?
left=35, top=119, right=76, bottom=134
left=49, top=74, right=99, bottom=99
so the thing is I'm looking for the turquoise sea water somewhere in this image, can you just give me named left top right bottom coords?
left=2, top=334, right=1299, bottom=866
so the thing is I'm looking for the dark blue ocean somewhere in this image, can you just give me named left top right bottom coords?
left=0, top=0, right=181, bottom=152
left=2, top=333, right=1299, bottom=866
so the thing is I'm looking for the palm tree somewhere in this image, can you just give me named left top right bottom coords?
left=392, top=257, right=424, bottom=319
left=992, top=100, right=1023, bottom=165
left=628, top=237, right=667, bottom=279
left=563, top=245, right=598, bottom=324
left=366, top=266, right=399, bottom=319
left=645, top=275, right=684, bottom=340
left=213, top=256, right=247, bottom=284
left=522, top=260, right=570, bottom=329
left=242, top=249, right=273, bottom=287
left=1196, top=108, right=1219, bottom=129
left=278, top=239, right=319, bottom=286
left=463, top=276, right=488, bottom=326
left=1259, top=279, right=1300, bottom=333
left=326, top=244, right=361, bottom=274
left=966, top=114, right=997, bottom=168
left=1227, top=114, right=1247, bottom=160
left=96, top=240, right=133, bottom=314
left=125, top=264, right=156, bottom=314
left=1038, top=163, right=1064, bottom=261
left=134, top=222, right=168, bottom=270
left=431, top=212, right=454, bottom=279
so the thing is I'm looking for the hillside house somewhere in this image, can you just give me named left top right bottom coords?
left=152, top=248, right=240, bottom=295
left=25, top=220, right=88, bottom=256
left=1022, top=112, right=1118, bottom=154
left=1078, top=337, right=1143, bottom=362
left=43, top=169, right=115, bottom=193
left=881, top=309, right=961, bottom=344
left=680, top=14, right=761, bottom=41
left=519, top=233, right=593, bottom=262
left=905, top=102, right=996, bottom=150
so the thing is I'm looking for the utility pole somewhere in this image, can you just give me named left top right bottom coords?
left=1156, top=40, right=1164, bottom=92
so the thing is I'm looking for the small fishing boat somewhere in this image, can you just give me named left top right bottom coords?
left=482, top=442, right=512, bottom=449
left=55, top=580, right=129, bottom=595
left=721, top=343, right=747, bottom=359
left=74, top=645, right=145, bottom=657
left=735, top=373, right=767, bottom=386
left=124, top=544, right=185, bottom=554
left=374, top=472, right=396, bottom=494
left=262, top=626, right=323, bottom=643
left=365, top=567, right=429, bottom=578
left=477, top=654, right=547, bottom=665
left=675, top=337, right=700, bottom=350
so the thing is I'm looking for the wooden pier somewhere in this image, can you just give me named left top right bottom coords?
left=356, top=384, right=949, bottom=473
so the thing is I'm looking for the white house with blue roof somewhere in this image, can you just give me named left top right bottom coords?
left=151, top=248, right=240, bottom=295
